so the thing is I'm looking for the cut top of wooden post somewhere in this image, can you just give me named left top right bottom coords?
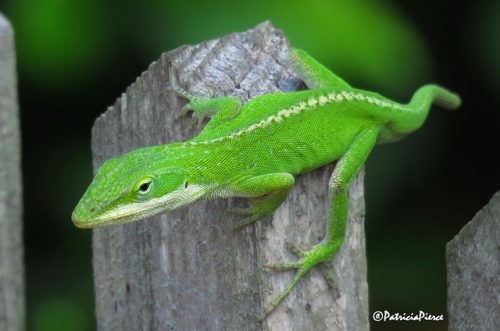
left=91, top=21, right=368, bottom=330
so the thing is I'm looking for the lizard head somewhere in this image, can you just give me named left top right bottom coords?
left=72, top=146, right=208, bottom=228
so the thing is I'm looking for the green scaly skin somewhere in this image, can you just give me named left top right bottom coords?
left=72, top=48, right=461, bottom=318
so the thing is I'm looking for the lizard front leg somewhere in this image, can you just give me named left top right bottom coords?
left=169, top=67, right=241, bottom=132
left=229, top=173, right=295, bottom=227
left=261, top=126, right=380, bottom=319
left=290, top=48, right=351, bottom=89
left=177, top=94, right=241, bottom=131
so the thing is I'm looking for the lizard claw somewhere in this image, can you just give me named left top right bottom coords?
left=174, top=104, right=192, bottom=119
left=285, top=240, right=307, bottom=258
left=168, top=65, right=202, bottom=122
left=262, top=261, right=299, bottom=271
left=322, top=263, right=340, bottom=294
left=194, top=113, right=209, bottom=129
left=232, top=215, right=260, bottom=229
left=229, top=206, right=255, bottom=215
left=230, top=205, right=272, bottom=229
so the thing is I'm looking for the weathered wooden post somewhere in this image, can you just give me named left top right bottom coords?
left=0, top=13, right=25, bottom=331
left=91, top=22, right=369, bottom=330
left=447, top=191, right=500, bottom=330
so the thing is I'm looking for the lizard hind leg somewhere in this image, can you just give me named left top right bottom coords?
left=260, top=127, right=380, bottom=319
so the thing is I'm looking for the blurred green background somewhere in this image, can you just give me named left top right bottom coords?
left=1, top=0, right=499, bottom=330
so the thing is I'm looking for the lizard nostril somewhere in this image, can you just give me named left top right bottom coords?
left=90, top=208, right=96, bottom=213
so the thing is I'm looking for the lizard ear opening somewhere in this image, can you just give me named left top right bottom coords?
left=153, top=171, right=186, bottom=195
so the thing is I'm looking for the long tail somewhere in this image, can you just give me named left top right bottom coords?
left=393, top=84, right=461, bottom=134
left=410, top=84, right=461, bottom=111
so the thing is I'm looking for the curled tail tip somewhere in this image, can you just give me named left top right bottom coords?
left=451, top=94, right=462, bottom=110
left=442, top=90, right=462, bottom=111
left=424, top=84, right=462, bottom=111
left=439, top=90, right=461, bottom=111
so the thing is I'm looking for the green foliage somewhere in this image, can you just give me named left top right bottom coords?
left=6, top=0, right=107, bottom=88
left=153, top=0, right=431, bottom=94
left=7, top=0, right=430, bottom=94
left=475, top=0, right=500, bottom=90
left=33, top=299, right=89, bottom=331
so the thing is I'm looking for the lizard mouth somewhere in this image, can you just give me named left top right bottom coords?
left=72, top=183, right=209, bottom=229
left=72, top=213, right=148, bottom=229
left=71, top=200, right=171, bottom=229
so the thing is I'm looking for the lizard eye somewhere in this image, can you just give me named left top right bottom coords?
left=139, top=182, right=150, bottom=192
left=133, top=177, right=154, bottom=198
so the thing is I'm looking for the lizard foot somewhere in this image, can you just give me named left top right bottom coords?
left=168, top=66, right=217, bottom=126
left=229, top=193, right=281, bottom=228
left=259, top=240, right=340, bottom=319
left=230, top=205, right=270, bottom=228
left=175, top=98, right=218, bottom=128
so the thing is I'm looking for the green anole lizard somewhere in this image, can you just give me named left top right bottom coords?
left=72, top=48, right=461, bottom=318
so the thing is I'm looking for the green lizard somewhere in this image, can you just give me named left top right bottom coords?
left=72, top=48, right=461, bottom=318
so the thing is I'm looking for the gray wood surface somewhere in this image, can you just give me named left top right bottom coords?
left=91, top=21, right=368, bottom=330
left=0, top=13, right=25, bottom=331
left=447, top=191, right=500, bottom=331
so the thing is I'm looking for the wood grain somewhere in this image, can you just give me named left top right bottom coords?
left=0, top=13, right=24, bottom=331
left=447, top=191, right=500, bottom=331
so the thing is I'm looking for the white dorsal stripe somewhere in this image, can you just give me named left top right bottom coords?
left=180, top=91, right=412, bottom=148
